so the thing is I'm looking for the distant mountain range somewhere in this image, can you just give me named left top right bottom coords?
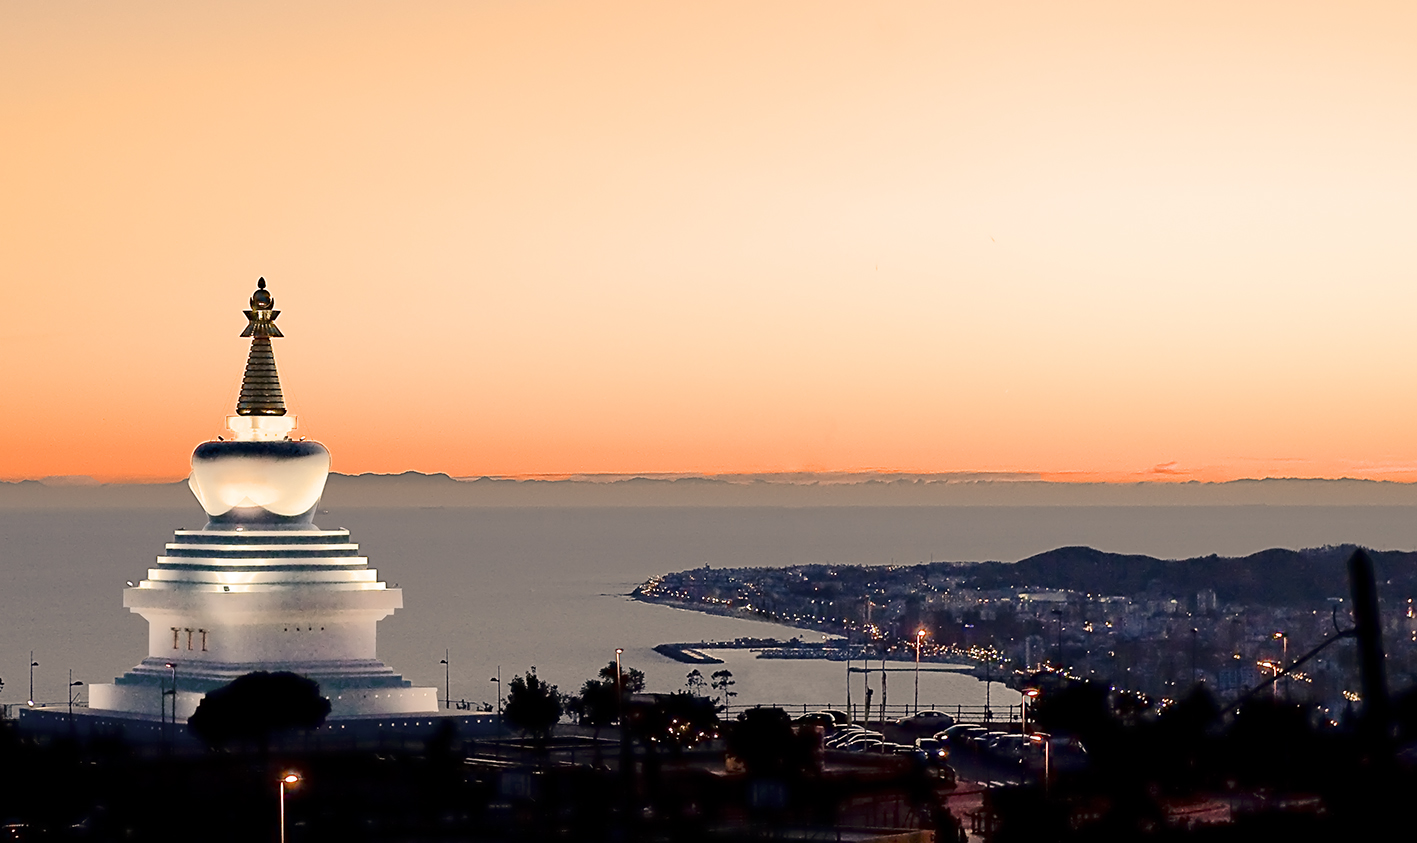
left=7, top=471, right=1417, bottom=508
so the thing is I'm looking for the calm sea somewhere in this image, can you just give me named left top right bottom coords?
left=5, top=504, right=1417, bottom=713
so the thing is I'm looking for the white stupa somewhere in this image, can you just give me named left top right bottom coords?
left=88, top=279, right=438, bottom=720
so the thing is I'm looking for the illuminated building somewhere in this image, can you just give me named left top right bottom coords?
left=86, top=279, right=438, bottom=720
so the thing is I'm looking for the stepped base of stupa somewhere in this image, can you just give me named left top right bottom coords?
left=89, top=657, right=438, bottom=720
left=19, top=705, right=499, bottom=748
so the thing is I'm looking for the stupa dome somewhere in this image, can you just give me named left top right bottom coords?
left=186, top=278, right=331, bottom=527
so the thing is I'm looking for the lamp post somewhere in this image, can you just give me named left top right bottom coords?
left=1273, top=631, right=1288, bottom=701
left=490, top=667, right=502, bottom=716
left=1022, top=688, right=1038, bottom=734
left=68, top=670, right=83, bottom=726
left=1191, top=627, right=1199, bottom=688
left=278, top=772, right=300, bottom=843
left=1031, top=732, right=1053, bottom=797
left=439, top=650, right=450, bottom=710
left=164, top=662, right=177, bottom=745
left=614, top=648, right=624, bottom=725
left=914, top=629, right=926, bottom=714
left=28, top=651, right=38, bottom=706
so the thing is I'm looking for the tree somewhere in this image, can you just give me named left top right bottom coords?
left=574, top=677, right=618, bottom=729
left=725, top=707, right=811, bottom=778
left=711, top=669, right=737, bottom=706
left=187, top=671, right=330, bottom=750
left=504, top=668, right=564, bottom=745
left=685, top=669, right=706, bottom=695
left=598, top=660, right=645, bottom=694
left=629, top=691, right=721, bottom=752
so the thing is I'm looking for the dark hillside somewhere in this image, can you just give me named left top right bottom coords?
left=959, top=544, right=1417, bottom=605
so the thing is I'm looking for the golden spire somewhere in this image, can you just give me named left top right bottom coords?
left=236, top=278, right=287, bottom=416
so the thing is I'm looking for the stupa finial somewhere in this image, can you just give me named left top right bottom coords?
left=236, top=277, right=287, bottom=416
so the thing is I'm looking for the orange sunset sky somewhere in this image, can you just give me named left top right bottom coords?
left=3, top=1, right=1416, bottom=484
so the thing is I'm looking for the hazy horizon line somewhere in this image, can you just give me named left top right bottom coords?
left=11, top=470, right=1417, bottom=489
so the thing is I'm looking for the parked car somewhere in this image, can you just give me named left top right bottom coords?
left=825, top=726, right=868, bottom=748
left=942, top=724, right=988, bottom=747
left=1021, top=734, right=1090, bottom=773
left=985, top=733, right=1029, bottom=763
left=817, top=709, right=852, bottom=726
left=843, top=737, right=886, bottom=752
left=894, top=710, right=956, bottom=732
left=793, top=712, right=836, bottom=728
left=839, top=731, right=885, bottom=749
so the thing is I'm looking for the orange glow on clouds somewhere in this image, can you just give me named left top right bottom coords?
left=3, top=2, right=1417, bottom=483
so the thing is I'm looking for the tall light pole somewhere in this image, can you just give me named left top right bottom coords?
left=164, top=662, right=177, bottom=744
left=439, top=650, right=450, bottom=710
left=1191, top=627, right=1199, bottom=688
left=278, top=772, right=300, bottom=843
left=1031, top=732, right=1052, bottom=797
left=1022, top=688, right=1038, bottom=734
left=490, top=668, right=502, bottom=716
left=614, top=648, right=624, bottom=725
left=28, top=651, right=38, bottom=706
left=1273, top=631, right=1288, bottom=701
left=68, top=670, right=83, bottom=726
left=914, top=629, right=926, bottom=714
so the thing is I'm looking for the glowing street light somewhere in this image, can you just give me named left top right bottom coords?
left=914, top=629, right=927, bottom=714
left=1272, top=631, right=1288, bottom=701
left=614, top=648, right=624, bottom=725
left=278, top=772, right=300, bottom=843
left=1022, top=688, right=1039, bottom=734
left=1030, top=732, right=1053, bottom=797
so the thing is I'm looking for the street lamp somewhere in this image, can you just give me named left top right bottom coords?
left=68, top=670, right=83, bottom=725
left=28, top=651, right=38, bottom=706
left=914, top=629, right=926, bottom=714
left=1030, top=732, right=1053, bottom=797
left=439, top=649, right=450, bottom=710
left=164, top=662, right=177, bottom=743
left=614, top=648, right=624, bottom=725
left=489, top=667, right=502, bottom=716
left=1191, top=627, right=1199, bottom=688
left=278, top=772, right=300, bottom=843
left=1273, top=631, right=1288, bottom=701
left=1022, top=688, right=1039, bottom=734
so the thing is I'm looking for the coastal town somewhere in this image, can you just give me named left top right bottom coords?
left=634, top=545, right=1417, bottom=716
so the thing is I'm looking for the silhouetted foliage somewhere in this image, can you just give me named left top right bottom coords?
left=504, top=668, right=563, bottom=744
left=627, top=691, right=721, bottom=751
left=710, top=669, right=737, bottom=705
left=597, top=660, right=645, bottom=694
left=725, top=707, right=813, bottom=778
left=685, top=668, right=706, bottom=694
left=1030, top=680, right=1115, bottom=746
left=187, top=671, right=330, bottom=749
